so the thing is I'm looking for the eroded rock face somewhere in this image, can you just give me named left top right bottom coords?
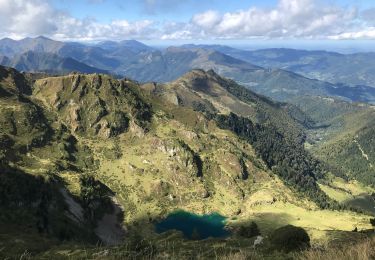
left=180, top=129, right=198, bottom=140
left=152, top=138, right=203, bottom=177
left=151, top=180, right=174, bottom=198
left=161, top=92, right=180, bottom=105
left=129, top=120, right=145, bottom=137
left=201, top=189, right=210, bottom=199
left=247, top=190, right=277, bottom=206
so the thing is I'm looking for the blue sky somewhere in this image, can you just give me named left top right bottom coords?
left=52, top=0, right=280, bottom=23
left=51, top=0, right=373, bottom=23
left=1, top=0, right=375, bottom=47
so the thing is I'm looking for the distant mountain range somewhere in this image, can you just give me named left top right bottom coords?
left=184, top=44, right=375, bottom=88
left=1, top=37, right=375, bottom=104
left=0, top=51, right=107, bottom=74
left=0, top=36, right=154, bottom=74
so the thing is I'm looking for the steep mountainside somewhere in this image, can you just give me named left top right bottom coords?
left=157, top=69, right=310, bottom=136
left=0, top=55, right=10, bottom=65
left=1, top=65, right=374, bottom=258
left=0, top=66, right=104, bottom=249
left=309, top=107, right=375, bottom=187
left=285, top=94, right=375, bottom=189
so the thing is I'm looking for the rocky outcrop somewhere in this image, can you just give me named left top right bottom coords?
left=152, top=138, right=203, bottom=177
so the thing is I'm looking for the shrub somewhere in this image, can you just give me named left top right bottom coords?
left=270, top=225, right=310, bottom=253
left=191, top=227, right=201, bottom=240
left=370, top=218, right=375, bottom=227
left=79, top=174, right=111, bottom=224
left=128, top=233, right=157, bottom=257
left=238, top=221, right=261, bottom=238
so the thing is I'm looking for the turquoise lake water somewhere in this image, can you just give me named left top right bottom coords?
left=155, top=210, right=230, bottom=240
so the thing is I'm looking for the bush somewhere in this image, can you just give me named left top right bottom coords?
left=79, top=174, right=111, bottom=224
left=128, top=233, right=157, bottom=257
left=191, top=227, right=201, bottom=240
left=270, top=225, right=310, bottom=253
left=370, top=218, right=375, bottom=227
left=238, top=221, right=261, bottom=238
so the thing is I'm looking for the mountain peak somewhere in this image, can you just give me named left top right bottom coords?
left=0, top=37, right=16, bottom=42
left=180, top=69, right=217, bottom=80
left=120, top=39, right=142, bottom=44
left=172, top=69, right=227, bottom=94
left=35, top=35, right=52, bottom=41
left=189, top=68, right=222, bottom=79
left=96, top=39, right=152, bottom=52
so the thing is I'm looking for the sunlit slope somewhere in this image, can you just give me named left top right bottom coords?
left=1, top=65, right=374, bottom=258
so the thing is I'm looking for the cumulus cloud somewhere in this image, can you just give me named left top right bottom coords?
left=0, top=0, right=158, bottom=41
left=189, top=0, right=359, bottom=39
left=192, top=10, right=221, bottom=30
left=53, top=17, right=157, bottom=41
left=328, top=28, right=375, bottom=40
left=0, top=0, right=57, bottom=37
left=0, top=0, right=374, bottom=41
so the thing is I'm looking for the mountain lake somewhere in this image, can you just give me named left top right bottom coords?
left=155, top=210, right=230, bottom=240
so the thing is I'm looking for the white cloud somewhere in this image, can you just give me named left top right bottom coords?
left=0, top=0, right=374, bottom=41
left=54, top=18, right=157, bottom=41
left=0, top=0, right=158, bottom=41
left=329, top=28, right=375, bottom=40
left=192, top=10, right=221, bottom=30
left=0, top=0, right=57, bottom=37
left=189, top=0, right=359, bottom=39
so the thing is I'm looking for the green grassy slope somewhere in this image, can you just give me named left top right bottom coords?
left=1, top=65, right=374, bottom=259
left=0, top=66, right=103, bottom=255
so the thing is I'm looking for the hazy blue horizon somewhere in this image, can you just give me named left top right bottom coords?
left=3, top=35, right=375, bottom=54
left=1, top=0, right=375, bottom=47
left=144, top=39, right=375, bottom=54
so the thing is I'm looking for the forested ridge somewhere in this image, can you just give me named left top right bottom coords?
left=215, top=112, right=339, bottom=209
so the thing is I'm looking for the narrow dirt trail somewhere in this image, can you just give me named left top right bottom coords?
left=354, top=138, right=373, bottom=168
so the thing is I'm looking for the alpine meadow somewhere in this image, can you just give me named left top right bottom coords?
left=1, top=0, right=375, bottom=259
